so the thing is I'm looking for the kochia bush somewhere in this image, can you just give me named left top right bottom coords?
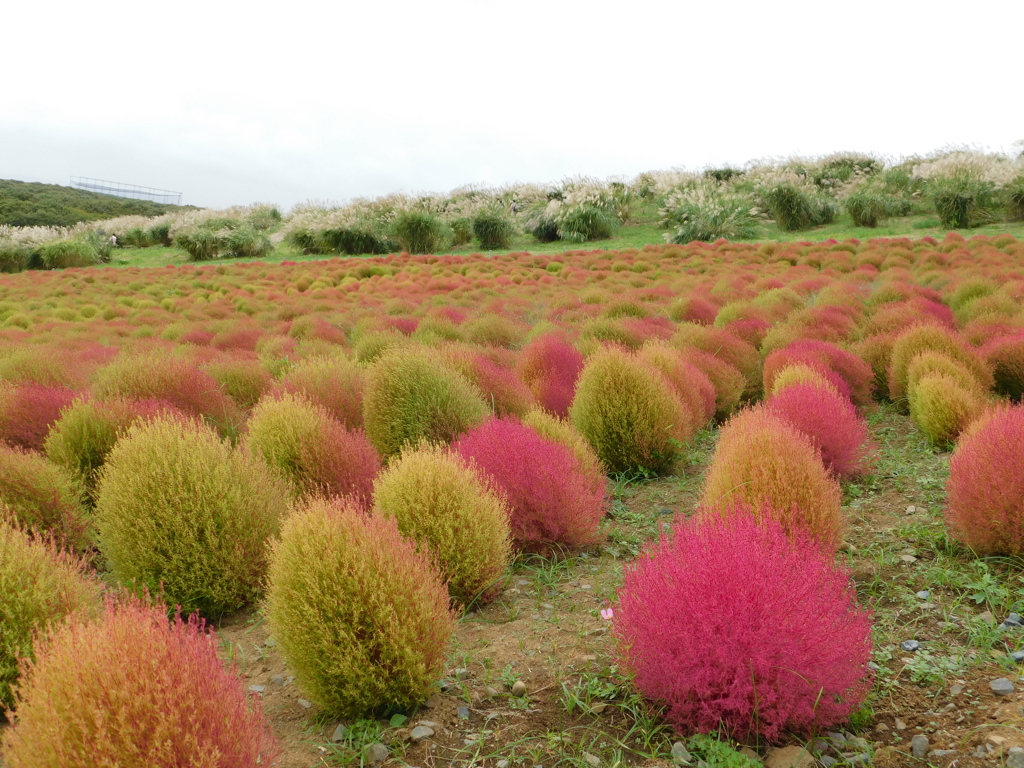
left=363, top=346, right=488, bottom=459
left=243, top=393, right=380, bottom=506
left=700, top=407, right=844, bottom=550
left=266, top=497, right=455, bottom=717
left=887, top=324, right=992, bottom=404
left=765, top=383, right=874, bottom=479
left=522, top=408, right=605, bottom=480
left=908, top=372, right=985, bottom=449
left=95, top=417, right=290, bottom=616
left=983, top=334, right=1024, bottom=401
left=0, top=515, right=102, bottom=711
left=946, top=406, right=1024, bottom=555
left=517, top=333, right=585, bottom=418
left=280, top=354, right=366, bottom=429
left=638, top=341, right=717, bottom=426
left=0, top=597, right=279, bottom=767
left=453, top=418, right=607, bottom=555
left=0, top=384, right=77, bottom=452
left=372, top=445, right=511, bottom=607
left=570, top=348, right=694, bottom=475
left=0, top=444, right=90, bottom=551
left=613, top=512, right=872, bottom=741
left=762, top=340, right=873, bottom=406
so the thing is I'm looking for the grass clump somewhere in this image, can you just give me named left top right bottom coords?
left=659, top=183, right=760, bottom=243
left=0, top=596, right=279, bottom=767
left=363, top=346, right=488, bottom=459
left=472, top=210, right=516, bottom=250
left=570, top=348, right=694, bottom=475
left=94, top=416, right=290, bottom=617
left=266, top=497, right=455, bottom=717
left=372, top=445, right=511, bottom=608
left=760, top=182, right=837, bottom=231
left=390, top=210, right=447, bottom=254
left=36, top=237, right=101, bottom=269
left=0, top=514, right=102, bottom=711
left=928, top=172, right=999, bottom=229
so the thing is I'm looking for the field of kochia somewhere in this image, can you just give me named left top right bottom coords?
left=2, top=232, right=1024, bottom=767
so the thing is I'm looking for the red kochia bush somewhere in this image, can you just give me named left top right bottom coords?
left=946, top=406, right=1024, bottom=555
left=0, top=385, right=78, bottom=451
left=613, top=511, right=873, bottom=742
left=763, top=341, right=873, bottom=406
left=517, top=333, right=585, bottom=417
left=0, top=597, right=279, bottom=767
left=764, top=383, right=874, bottom=479
left=452, top=417, right=607, bottom=555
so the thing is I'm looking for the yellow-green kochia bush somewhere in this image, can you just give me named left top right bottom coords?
left=266, top=497, right=455, bottom=717
left=94, top=416, right=290, bottom=617
left=363, top=346, right=488, bottom=459
left=569, top=348, right=693, bottom=475
left=372, top=445, right=511, bottom=607
left=0, top=513, right=102, bottom=711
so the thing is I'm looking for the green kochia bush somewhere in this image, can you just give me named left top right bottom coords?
left=0, top=514, right=102, bottom=711
left=569, top=348, right=692, bottom=475
left=95, top=417, right=290, bottom=617
left=372, top=445, right=511, bottom=608
left=266, top=497, right=455, bottom=717
left=363, top=346, right=488, bottom=459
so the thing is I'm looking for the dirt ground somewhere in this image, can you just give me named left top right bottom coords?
left=211, top=406, right=1024, bottom=768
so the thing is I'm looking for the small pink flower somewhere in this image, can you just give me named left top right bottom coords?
left=600, top=608, right=613, bottom=621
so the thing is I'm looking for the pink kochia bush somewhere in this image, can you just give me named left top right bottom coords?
left=764, top=383, right=874, bottom=480
left=517, top=333, right=585, bottom=417
left=0, top=597, right=279, bottom=767
left=452, top=418, right=607, bottom=555
left=945, top=406, right=1024, bottom=555
left=612, top=511, right=873, bottom=742
left=0, top=384, right=78, bottom=451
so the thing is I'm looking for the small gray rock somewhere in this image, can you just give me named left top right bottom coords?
left=820, top=758, right=837, bottom=768
left=410, top=725, right=435, bottom=742
left=979, top=610, right=997, bottom=625
left=511, top=680, right=528, bottom=697
left=417, top=720, right=438, bottom=728
left=867, top=661, right=880, bottom=672
left=911, top=734, right=929, bottom=759
left=950, top=684, right=964, bottom=695
left=454, top=667, right=469, bottom=680
left=929, top=750, right=956, bottom=759
left=916, top=590, right=930, bottom=599
left=248, top=685, right=265, bottom=693
left=264, top=637, right=277, bottom=647
left=540, top=603, right=555, bottom=611
left=497, top=761, right=510, bottom=768
left=457, top=706, right=470, bottom=719
left=582, top=753, right=601, bottom=767
left=901, top=639, right=921, bottom=652
left=364, top=743, right=389, bottom=764
left=1012, top=651, right=1024, bottom=663
left=1010, top=613, right=1024, bottom=625
left=1009, top=751, right=1024, bottom=768
left=297, top=698, right=312, bottom=709
left=270, top=674, right=286, bottom=685
left=670, top=741, right=693, bottom=764
left=827, top=731, right=847, bottom=743
left=331, top=723, right=347, bottom=742
left=991, top=677, right=1016, bottom=696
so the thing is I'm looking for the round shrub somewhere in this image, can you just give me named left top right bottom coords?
left=363, top=346, right=488, bottom=459
left=0, top=515, right=102, bottom=711
left=983, top=334, right=1024, bottom=401
left=906, top=351, right=986, bottom=401
left=946, top=406, right=1024, bottom=555
left=764, top=383, right=874, bottom=479
left=769, top=362, right=846, bottom=399
left=372, top=445, right=511, bottom=607
left=453, top=418, right=607, bottom=555
left=613, top=511, right=872, bottom=741
left=0, top=384, right=77, bottom=452
left=0, top=444, right=89, bottom=551
left=570, top=348, right=693, bottom=475
left=444, top=347, right=535, bottom=417
left=887, top=324, right=992, bottom=403
left=95, top=417, right=290, bottom=616
left=522, top=408, right=605, bottom=480
left=266, top=497, right=455, bottom=717
left=763, top=341, right=873, bottom=406
left=676, top=348, right=746, bottom=420
left=93, top=351, right=241, bottom=436
left=671, top=322, right=761, bottom=398
left=463, top=314, right=524, bottom=348
left=700, top=407, right=844, bottom=551
left=472, top=211, right=517, bottom=250
left=280, top=354, right=366, bottom=429
left=638, top=341, right=716, bottom=426
left=0, top=597, right=279, bottom=767
left=44, top=397, right=181, bottom=503
left=205, top=357, right=275, bottom=410
left=517, top=333, right=585, bottom=418
left=243, top=393, right=379, bottom=506
left=908, top=372, right=985, bottom=449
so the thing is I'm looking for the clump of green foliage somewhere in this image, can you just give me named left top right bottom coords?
left=266, top=496, right=455, bottom=717
left=94, top=416, right=290, bottom=617
left=390, top=210, right=447, bottom=254
left=760, top=183, right=837, bottom=231
left=472, top=210, right=516, bottom=249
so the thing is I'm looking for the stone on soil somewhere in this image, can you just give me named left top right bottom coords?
left=364, top=743, right=389, bottom=764
left=765, top=745, right=814, bottom=768
left=670, top=742, right=693, bottom=764
left=410, top=725, right=435, bottom=741
left=991, top=677, right=1016, bottom=696
left=911, top=734, right=929, bottom=759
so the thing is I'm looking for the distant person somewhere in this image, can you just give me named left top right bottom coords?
left=109, top=234, right=118, bottom=248
left=510, top=200, right=520, bottom=214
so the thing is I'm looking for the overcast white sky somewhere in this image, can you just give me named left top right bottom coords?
left=3, top=0, right=1021, bottom=210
